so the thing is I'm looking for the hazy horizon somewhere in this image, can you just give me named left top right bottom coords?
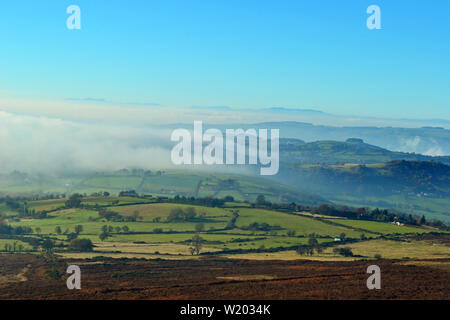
left=1, top=103, right=449, bottom=175
left=1, top=1, right=450, bottom=120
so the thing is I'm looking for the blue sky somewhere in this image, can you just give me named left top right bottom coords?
left=0, top=0, right=449, bottom=120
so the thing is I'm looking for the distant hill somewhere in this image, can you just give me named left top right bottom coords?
left=283, top=160, right=450, bottom=197
left=280, top=138, right=450, bottom=165
left=213, top=121, right=450, bottom=156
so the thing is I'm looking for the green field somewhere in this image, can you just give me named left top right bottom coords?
left=336, top=239, right=450, bottom=260
left=81, top=176, right=142, bottom=190
left=1, top=189, right=447, bottom=262
left=0, top=170, right=326, bottom=207
left=111, top=203, right=232, bottom=220
left=235, top=208, right=375, bottom=238
left=7, top=201, right=358, bottom=257
left=139, top=173, right=203, bottom=193
left=27, top=199, right=66, bottom=211
left=326, top=219, right=436, bottom=235
left=0, top=204, right=17, bottom=217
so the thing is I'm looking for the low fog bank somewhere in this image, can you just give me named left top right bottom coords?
left=0, top=110, right=174, bottom=174
left=1, top=99, right=449, bottom=175
left=0, top=110, right=258, bottom=176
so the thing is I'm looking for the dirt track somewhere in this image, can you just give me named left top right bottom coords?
left=0, top=254, right=448, bottom=299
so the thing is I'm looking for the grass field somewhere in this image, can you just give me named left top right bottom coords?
left=25, top=196, right=152, bottom=213
left=326, top=219, right=436, bottom=235
left=225, top=250, right=357, bottom=261
left=3, top=192, right=447, bottom=262
left=0, top=204, right=17, bottom=217
left=235, top=208, right=374, bottom=238
left=7, top=202, right=343, bottom=258
left=40, top=170, right=325, bottom=206
left=111, top=203, right=232, bottom=221
left=81, top=176, right=142, bottom=190
left=27, top=199, right=66, bottom=211
left=229, top=239, right=450, bottom=261
left=140, top=173, right=203, bottom=194
left=82, top=196, right=153, bottom=206
left=337, top=239, right=450, bottom=260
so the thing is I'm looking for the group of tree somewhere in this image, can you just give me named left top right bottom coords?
left=115, top=168, right=161, bottom=177
left=0, top=222, right=33, bottom=235
left=167, top=207, right=198, bottom=222
left=2, top=197, right=21, bottom=210
left=296, top=237, right=324, bottom=256
left=332, top=247, right=354, bottom=257
left=225, top=210, right=240, bottom=229
left=41, top=239, right=55, bottom=254
left=195, top=223, right=205, bottom=232
left=99, top=225, right=130, bottom=241
left=68, top=238, right=94, bottom=252
left=241, top=222, right=282, bottom=232
left=65, top=193, right=83, bottom=208
left=255, top=195, right=272, bottom=207
left=52, top=225, right=84, bottom=240
left=16, top=204, right=48, bottom=220
left=308, top=204, right=448, bottom=230
left=251, top=198, right=304, bottom=212
left=89, top=191, right=110, bottom=197
left=169, top=195, right=226, bottom=208
left=118, top=190, right=139, bottom=197
left=98, top=209, right=123, bottom=221
left=189, top=234, right=203, bottom=255
left=2, top=241, right=25, bottom=252
left=287, top=230, right=296, bottom=237
left=97, top=208, right=141, bottom=222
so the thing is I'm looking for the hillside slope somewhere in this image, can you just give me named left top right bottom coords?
left=0, top=170, right=327, bottom=206
left=273, top=160, right=450, bottom=222
left=279, top=138, right=450, bottom=165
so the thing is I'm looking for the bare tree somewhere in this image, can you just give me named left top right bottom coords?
left=190, top=235, right=203, bottom=255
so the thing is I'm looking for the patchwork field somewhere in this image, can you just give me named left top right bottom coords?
left=3, top=196, right=447, bottom=264
left=235, top=208, right=375, bottom=238
left=0, top=170, right=326, bottom=206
